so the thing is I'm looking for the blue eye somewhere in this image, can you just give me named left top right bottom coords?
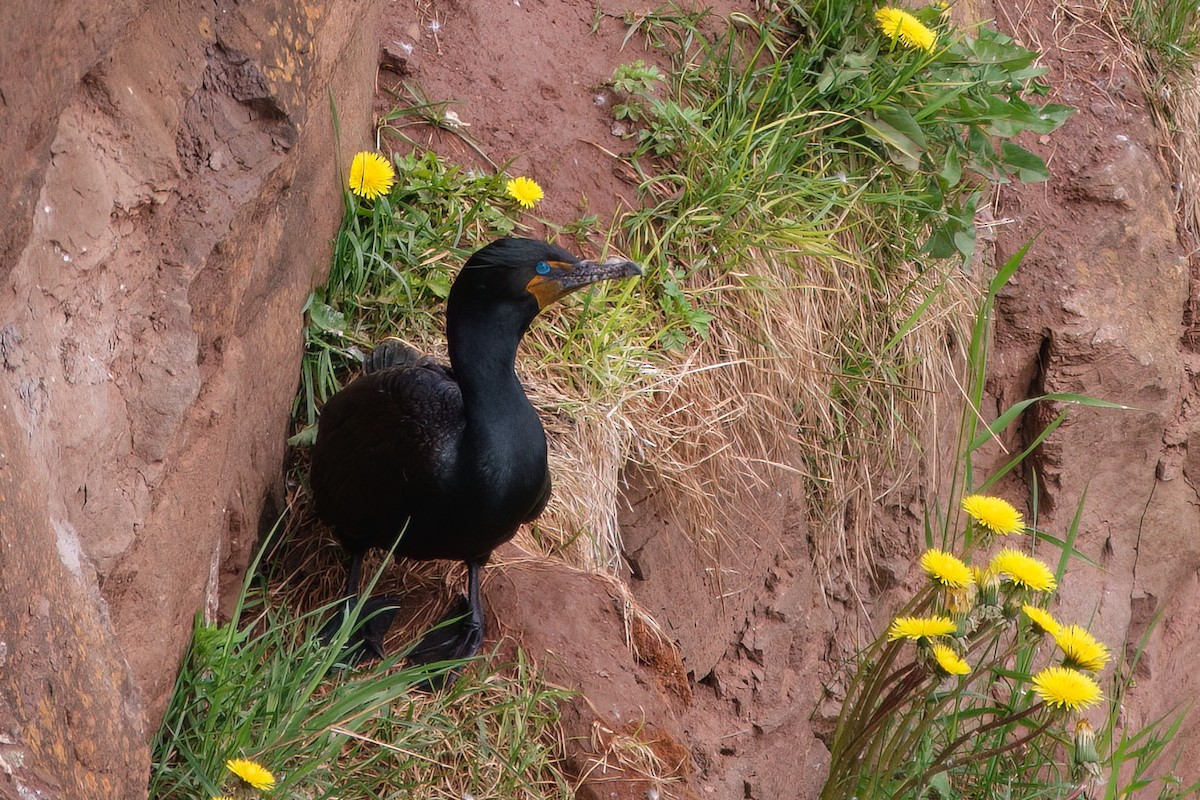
left=535, top=261, right=551, bottom=275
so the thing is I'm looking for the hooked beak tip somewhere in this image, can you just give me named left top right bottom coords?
left=599, top=257, right=642, bottom=278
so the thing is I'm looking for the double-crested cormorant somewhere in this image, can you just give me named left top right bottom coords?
left=310, top=237, right=641, bottom=665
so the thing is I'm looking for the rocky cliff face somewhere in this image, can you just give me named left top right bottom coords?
left=0, top=2, right=379, bottom=796
left=984, top=0, right=1200, bottom=770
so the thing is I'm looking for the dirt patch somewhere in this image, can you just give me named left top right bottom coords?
left=374, top=0, right=746, bottom=236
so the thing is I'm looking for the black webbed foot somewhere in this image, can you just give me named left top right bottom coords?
left=318, top=551, right=401, bottom=663
left=318, top=595, right=402, bottom=663
left=406, top=594, right=484, bottom=663
left=404, top=559, right=486, bottom=689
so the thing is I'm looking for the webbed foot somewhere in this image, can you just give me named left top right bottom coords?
left=405, top=559, right=487, bottom=688
left=406, top=594, right=485, bottom=664
left=318, top=595, right=401, bottom=663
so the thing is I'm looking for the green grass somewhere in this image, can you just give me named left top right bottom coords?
left=149, top=535, right=574, bottom=800
left=1127, top=0, right=1200, bottom=82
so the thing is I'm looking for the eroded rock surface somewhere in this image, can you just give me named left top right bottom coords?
left=986, top=0, right=1200, bottom=770
left=0, top=2, right=379, bottom=796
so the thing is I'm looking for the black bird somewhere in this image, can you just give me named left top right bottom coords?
left=310, top=237, right=641, bottom=666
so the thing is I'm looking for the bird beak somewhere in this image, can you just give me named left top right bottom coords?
left=526, top=257, right=642, bottom=310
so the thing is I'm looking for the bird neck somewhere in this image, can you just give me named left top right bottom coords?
left=446, top=305, right=538, bottom=425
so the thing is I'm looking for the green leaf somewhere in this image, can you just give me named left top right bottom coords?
left=940, top=148, right=962, bottom=186
left=308, top=300, right=347, bottom=335
left=1000, top=141, right=1050, bottom=182
left=923, top=222, right=958, bottom=259
left=874, top=105, right=928, bottom=149
left=287, top=423, right=318, bottom=447
left=864, top=106, right=926, bottom=170
left=970, top=392, right=1132, bottom=452
left=927, top=772, right=954, bottom=800
left=953, top=227, right=977, bottom=262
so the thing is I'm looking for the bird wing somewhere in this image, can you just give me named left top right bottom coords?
left=311, top=360, right=463, bottom=550
left=363, top=337, right=449, bottom=376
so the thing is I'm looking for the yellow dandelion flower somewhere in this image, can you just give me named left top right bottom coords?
left=1022, top=603, right=1061, bottom=635
left=874, top=6, right=938, bottom=52
left=1053, top=624, right=1110, bottom=672
left=930, top=642, right=970, bottom=675
left=212, top=796, right=236, bottom=800
left=920, top=548, right=975, bottom=589
left=348, top=151, right=396, bottom=201
left=506, top=176, right=544, bottom=209
left=989, top=548, right=1057, bottom=593
left=1031, top=666, right=1102, bottom=711
left=887, top=614, right=957, bottom=641
left=226, top=758, right=276, bottom=791
left=962, top=494, right=1025, bottom=535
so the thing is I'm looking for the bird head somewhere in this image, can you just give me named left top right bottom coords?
left=452, top=238, right=642, bottom=320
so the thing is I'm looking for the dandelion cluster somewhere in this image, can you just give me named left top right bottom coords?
left=880, top=493, right=1108, bottom=717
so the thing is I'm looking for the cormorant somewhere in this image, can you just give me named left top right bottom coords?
left=310, top=236, right=641, bottom=666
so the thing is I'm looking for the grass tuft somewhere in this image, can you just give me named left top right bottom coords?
left=149, top=532, right=574, bottom=800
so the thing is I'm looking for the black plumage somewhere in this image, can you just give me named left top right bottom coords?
left=310, top=237, right=641, bottom=665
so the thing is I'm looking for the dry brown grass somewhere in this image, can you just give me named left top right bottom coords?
left=515, top=242, right=978, bottom=588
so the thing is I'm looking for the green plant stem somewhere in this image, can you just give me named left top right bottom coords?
left=824, top=589, right=935, bottom=785
left=895, top=701, right=1051, bottom=798
left=847, top=661, right=926, bottom=750
left=857, top=664, right=935, bottom=795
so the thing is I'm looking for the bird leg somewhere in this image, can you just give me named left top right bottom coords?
left=318, top=551, right=400, bottom=662
left=407, top=558, right=487, bottom=667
